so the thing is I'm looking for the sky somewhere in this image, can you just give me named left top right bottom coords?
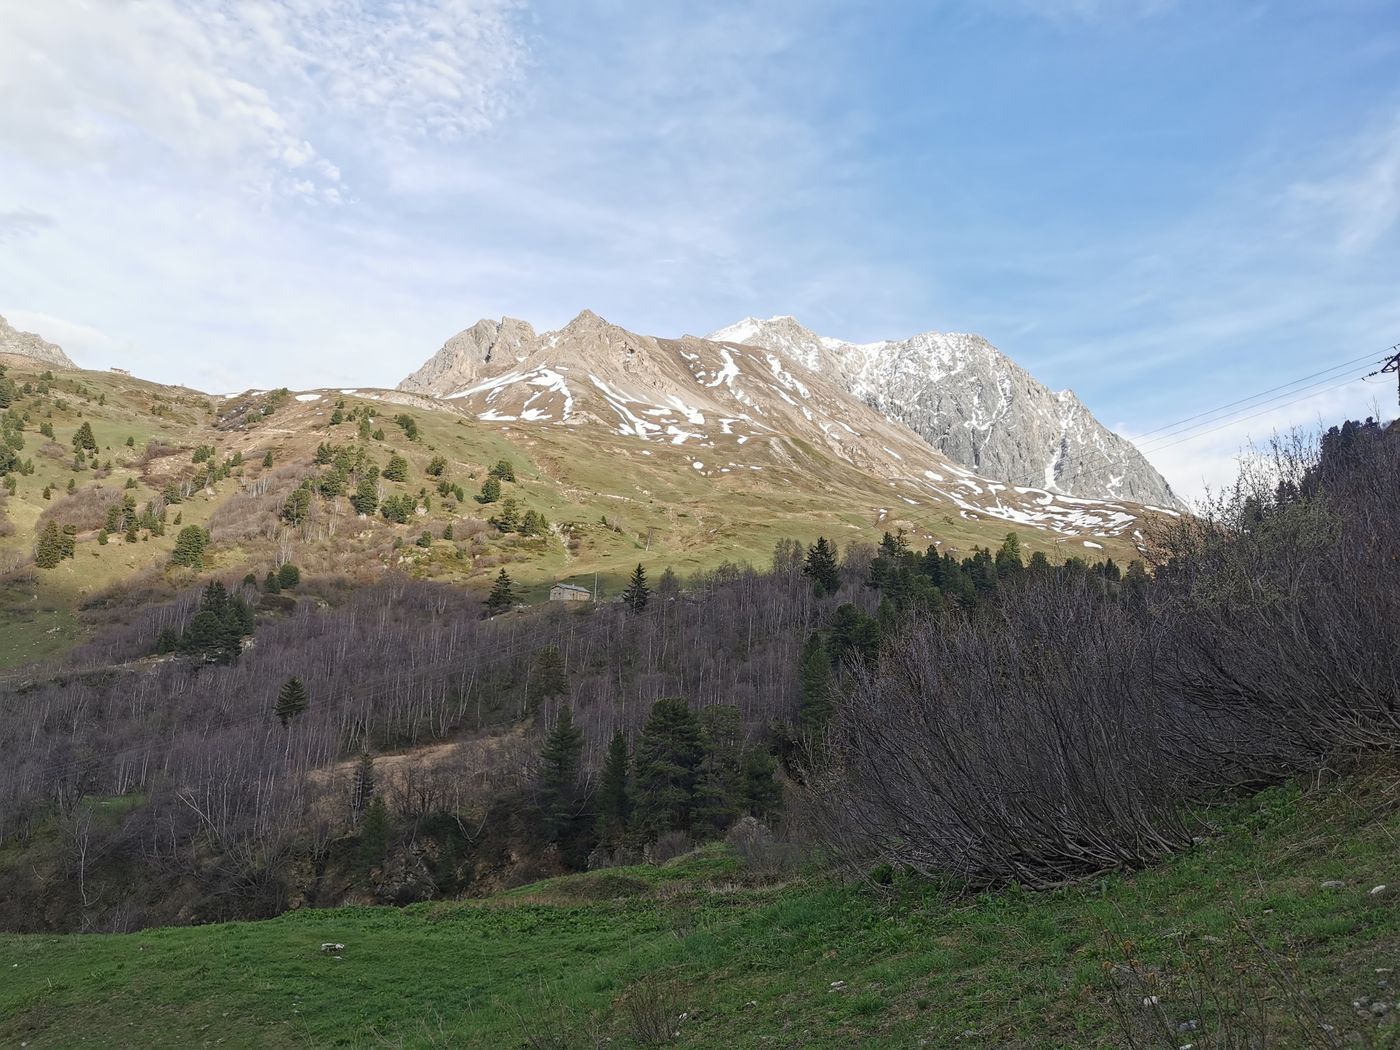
left=2, top=0, right=1398, bottom=500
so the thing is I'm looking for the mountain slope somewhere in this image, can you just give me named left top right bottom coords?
left=399, top=310, right=1165, bottom=545
left=0, top=314, right=76, bottom=369
left=707, top=316, right=1182, bottom=510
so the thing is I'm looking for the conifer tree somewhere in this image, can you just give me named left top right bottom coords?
left=477, top=476, right=501, bottom=504
left=595, top=730, right=631, bottom=848
left=277, top=562, right=300, bottom=589
left=631, top=697, right=704, bottom=838
left=538, top=706, right=584, bottom=841
left=351, top=477, right=379, bottom=516
left=529, top=644, right=569, bottom=708
left=34, top=521, right=63, bottom=568
left=382, top=454, right=409, bottom=482
left=357, top=795, right=389, bottom=875
left=351, top=751, right=376, bottom=815
left=484, top=568, right=515, bottom=616
left=171, top=524, right=209, bottom=568
left=621, top=563, right=650, bottom=613
left=72, top=421, right=97, bottom=452
left=275, top=676, right=308, bottom=726
left=797, top=631, right=834, bottom=735
left=803, top=537, right=841, bottom=596
left=262, top=450, right=274, bottom=468
left=995, top=532, right=1024, bottom=580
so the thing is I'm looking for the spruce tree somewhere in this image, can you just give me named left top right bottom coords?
left=621, top=563, right=650, bottom=614
left=797, top=631, right=834, bottom=735
left=357, top=795, right=389, bottom=876
left=351, top=477, right=379, bottom=516
left=275, top=676, right=308, bottom=726
left=484, top=568, right=515, bottom=616
left=803, top=537, right=841, bottom=596
left=34, top=521, right=63, bottom=568
left=72, top=421, right=97, bottom=452
left=538, top=706, right=584, bottom=841
left=995, top=532, right=1024, bottom=580
left=529, top=645, right=569, bottom=708
left=382, top=454, right=409, bottom=482
left=351, top=751, right=376, bottom=815
left=262, top=450, right=274, bottom=468
left=171, top=524, right=209, bottom=568
left=277, top=562, right=300, bottom=589
left=477, top=476, right=501, bottom=504
left=595, top=730, right=631, bottom=848
left=631, top=698, right=704, bottom=838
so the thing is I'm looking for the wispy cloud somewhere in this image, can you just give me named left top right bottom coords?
left=0, top=209, right=55, bottom=243
left=1289, top=112, right=1400, bottom=253
left=0, top=0, right=527, bottom=202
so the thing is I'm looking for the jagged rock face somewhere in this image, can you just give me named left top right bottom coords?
left=0, top=315, right=75, bottom=369
left=394, top=309, right=1174, bottom=545
left=707, top=317, right=1183, bottom=510
left=397, top=316, right=538, bottom=397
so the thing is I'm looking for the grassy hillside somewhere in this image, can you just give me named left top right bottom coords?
left=3, top=769, right=1397, bottom=1048
left=0, top=356, right=1147, bottom=670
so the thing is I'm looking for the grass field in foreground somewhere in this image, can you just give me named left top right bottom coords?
left=2, top=772, right=1398, bottom=1049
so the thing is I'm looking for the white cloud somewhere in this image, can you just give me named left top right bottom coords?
left=0, top=209, right=56, bottom=243
left=1290, top=113, right=1400, bottom=253
left=0, top=0, right=526, bottom=200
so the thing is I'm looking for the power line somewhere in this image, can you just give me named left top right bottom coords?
left=1132, top=349, right=1383, bottom=442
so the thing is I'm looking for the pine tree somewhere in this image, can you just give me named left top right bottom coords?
left=477, top=476, right=501, bottom=504
left=595, top=730, right=631, bottom=848
left=484, top=568, right=515, bottom=616
left=631, top=698, right=704, bottom=838
left=264, top=569, right=281, bottom=593
left=356, top=795, right=389, bottom=876
left=529, top=645, right=569, bottom=708
left=34, top=521, right=64, bottom=568
left=995, top=532, right=1024, bottom=580
left=275, top=676, right=308, bottom=726
left=426, top=455, right=447, bottom=477
left=803, top=537, right=841, bottom=596
left=488, top=459, right=515, bottom=481
left=155, top=625, right=180, bottom=653
left=72, top=421, right=97, bottom=452
left=351, top=477, right=379, bottom=516
left=351, top=751, right=376, bottom=815
left=538, top=706, right=584, bottom=841
left=621, top=563, right=650, bottom=614
left=797, top=631, right=834, bottom=735
left=382, top=454, right=409, bottom=482
left=262, top=450, right=274, bottom=468
left=171, top=524, right=209, bottom=568
left=277, top=562, right=300, bottom=589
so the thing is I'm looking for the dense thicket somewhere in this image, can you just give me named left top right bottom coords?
left=809, top=419, right=1400, bottom=887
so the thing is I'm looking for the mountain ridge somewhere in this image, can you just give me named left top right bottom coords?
left=707, top=315, right=1182, bottom=509
left=0, top=314, right=76, bottom=370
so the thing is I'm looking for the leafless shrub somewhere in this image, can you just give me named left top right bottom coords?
left=811, top=419, right=1400, bottom=888
left=1105, top=927, right=1347, bottom=1049
left=725, top=816, right=804, bottom=876
left=508, top=997, right=609, bottom=1050
left=38, top=485, right=123, bottom=533
left=619, top=975, right=683, bottom=1047
left=645, top=830, right=692, bottom=866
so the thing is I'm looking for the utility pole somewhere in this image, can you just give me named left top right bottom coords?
left=1367, top=345, right=1400, bottom=407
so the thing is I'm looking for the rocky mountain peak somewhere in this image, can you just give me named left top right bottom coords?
left=708, top=316, right=1183, bottom=509
left=0, top=314, right=76, bottom=369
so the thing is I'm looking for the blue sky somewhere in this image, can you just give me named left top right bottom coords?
left=1, top=0, right=1398, bottom=496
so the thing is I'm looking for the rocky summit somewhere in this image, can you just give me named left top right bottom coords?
left=0, top=314, right=76, bottom=370
left=708, top=316, right=1183, bottom=509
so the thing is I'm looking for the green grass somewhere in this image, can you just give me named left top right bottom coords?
left=3, top=772, right=1398, bottom=1048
